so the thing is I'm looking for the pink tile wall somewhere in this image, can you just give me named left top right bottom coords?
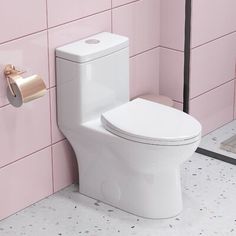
left=159, top=0, right=185, bottom=105
left=160, top=0, right=185, bottom=51
left=52, top=140, right=78, bottom=192
left=159, top=48, right=184, bottom=103
left=191, top=0, right=236, bottom=48
left=1, top=0, right=183, bottom=221
left=190, top=33, right=236, bottom=99
left=0, top=93, right=51, bottom=168
left=112, top=0, right=185, bottom=104
left=130, top=48, right=159, bottom=99
left=47, top=0, right=111, bottom=27
left=0, top=148, right=53, bottom=220
left=234, top=81, right=236, bottom=118
left=0, top=0, right=47, bottom=43
left=173, top=101, right=184, bottom=111
left=189, top=1, right=236, bottom=135
left=112, top=0, right=160, bottom=56
left=190, top=81, right=234, bottom=136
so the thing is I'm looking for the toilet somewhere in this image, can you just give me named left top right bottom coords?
left=56, top=32, right=202, bottom=219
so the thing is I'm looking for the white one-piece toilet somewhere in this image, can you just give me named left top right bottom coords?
left=56, top=32, right=202, bottom=219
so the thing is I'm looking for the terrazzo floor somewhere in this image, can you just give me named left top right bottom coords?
left=199, top=120, right=236, bottom=160
left=1, top=152, right=236, bottom=236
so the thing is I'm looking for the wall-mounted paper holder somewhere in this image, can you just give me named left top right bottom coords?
left=4, top=64, right=46, bottom=107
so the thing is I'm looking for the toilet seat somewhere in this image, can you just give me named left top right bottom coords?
left=101, top=98, right=201, bottom=146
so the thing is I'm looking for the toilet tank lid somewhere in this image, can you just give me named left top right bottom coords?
left=56, top=32, right=129, bottom=63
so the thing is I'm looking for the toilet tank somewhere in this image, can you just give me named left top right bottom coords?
left=56, top=32, right=129, bottom=131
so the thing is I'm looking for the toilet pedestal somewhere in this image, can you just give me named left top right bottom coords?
left=70, top=123, right=199, bottom=219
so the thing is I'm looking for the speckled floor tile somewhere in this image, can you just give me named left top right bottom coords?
left=0, top=153, right=236, bottom=236
left=200, top=120, right=236, bottom=159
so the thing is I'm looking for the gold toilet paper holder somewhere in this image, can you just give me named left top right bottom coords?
left=4, top=64, right=25, bottom=97
left=3, top=64, right=47, bottom=107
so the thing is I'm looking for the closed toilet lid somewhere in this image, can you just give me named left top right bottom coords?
left=101, top=98, right=202, bottom=145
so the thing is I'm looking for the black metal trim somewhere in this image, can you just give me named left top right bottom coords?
left=183, top=0, right=192, bottom=113
left=196, top=148, right=236, bottom=165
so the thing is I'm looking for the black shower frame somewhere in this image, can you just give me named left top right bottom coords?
left=183, top=0, right=236, bottom=164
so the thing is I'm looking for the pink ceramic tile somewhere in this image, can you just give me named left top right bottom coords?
left=0, top=147, right=53, bottom=221
left=191, top=0, right=236, bottom=48
left=234, top=80, right=236, bottom=119
left=112, top=0, right=136, bottom=7
left=190, top=33, right=236, bottom=99
left=52, top=140, right=78, bottom=192
left=160, top=0, right=185, bottom=51
left=174, top=101, right=183, bottom=111
left=190, top=81, right=234, bottom=136
left=112, top=0, right=160, bottom=56
left=0, top=92, right=51, bottom=168
left=0, top=0, right=46, bottom=43
left=50, top=87, right=65, bottom=143
left=159, top=47, right=184, bottom=103
left=48, top=11, right=111, bottom=87
left=47, top=0, right=111, bottom=27
left=0, top=31, right=49, bottom=107
left=130, top=48, right=159, bottom=99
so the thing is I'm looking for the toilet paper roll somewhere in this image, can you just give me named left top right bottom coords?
left=7, top=75, right=46, bottom=107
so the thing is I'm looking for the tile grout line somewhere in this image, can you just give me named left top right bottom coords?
left=189, top=78, right=236, bottom=101
left=48, top=77, right=55, bottom=193
left=0, top=8, right=111, bottom=45
left=111, top=0, right=113, bottom=33
left=159, top=45, right=184, bottom=53
left=45, top=0, right=55, bottom=193
left=0, top=29, right=48, bottom=45
left=112, top=0, right=140, bottom=10
left=191, top=30, right=236, bottom=50
left=173, top=99, right=183, bottom=104
left=45, top=1, right=53, bottom=145
left=0, top=139, right=66, bottom=171
left=45, top=0, right=55, bottom=194
left=130, top=45, right=184, bottom=59
left=46, top=8, right=112, bottom=30
left=45, top=0, right=49, bottom=29
left=51, top=145, right=55, bottom=193
left=130, top=46, right=160, bottom=58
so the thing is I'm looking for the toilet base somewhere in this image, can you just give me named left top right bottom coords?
left=65, top=120, right=199, bottom=219
left=79, top=166, right=183, bottom=219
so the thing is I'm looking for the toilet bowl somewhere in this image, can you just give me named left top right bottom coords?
left=56, top=32, right=202, bottom=219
